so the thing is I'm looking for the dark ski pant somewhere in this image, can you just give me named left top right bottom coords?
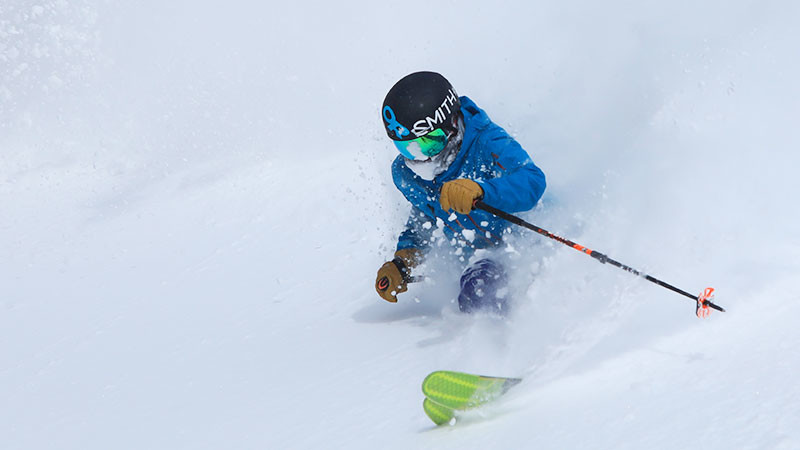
left=458, top=258, right=508, bottom=314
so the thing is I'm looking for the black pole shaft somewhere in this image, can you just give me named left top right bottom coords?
left=474, top=201, right=725, bottom=312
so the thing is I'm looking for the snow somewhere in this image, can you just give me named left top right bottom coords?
left=461, top=229, right=476, bottom=243
left=2, top=1, right=800, bottom=449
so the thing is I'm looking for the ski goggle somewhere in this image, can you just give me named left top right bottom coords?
left=392, top=128, right=449, bottom=161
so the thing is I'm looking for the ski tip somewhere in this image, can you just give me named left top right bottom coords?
left=421, top=371, right=443, bottom=392
left=423, top=398, right=455, bottom=426
left=421, top=370, right=441, bottom=384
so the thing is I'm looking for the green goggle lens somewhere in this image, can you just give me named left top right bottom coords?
left=393, top=128, right=449, bottom=160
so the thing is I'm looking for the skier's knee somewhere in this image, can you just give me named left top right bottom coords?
left=457, top=259, right=508, bottom=314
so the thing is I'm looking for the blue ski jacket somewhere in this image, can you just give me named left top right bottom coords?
left=392, top=96, right=546, bottom=258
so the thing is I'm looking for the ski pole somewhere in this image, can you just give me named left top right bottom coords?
left=474, top=200, right=725, bottom=318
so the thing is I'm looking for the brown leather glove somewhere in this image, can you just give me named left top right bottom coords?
left=375, top=248, right=422, bottom=303
left=440, top=179, right=483, bottom=214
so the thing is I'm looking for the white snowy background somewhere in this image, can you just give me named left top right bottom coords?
left=2, top=0, right=799, bottom=448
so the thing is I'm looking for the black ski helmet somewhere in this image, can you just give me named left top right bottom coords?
left=382, top=71, right=461, bottom=141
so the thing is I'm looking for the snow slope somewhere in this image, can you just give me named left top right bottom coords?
left=2, top=1, right=800, bottom=448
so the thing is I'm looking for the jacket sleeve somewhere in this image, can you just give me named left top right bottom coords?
left=476, top=130, right=546, bottom=213
left=396, top=205, right=434, bottom=252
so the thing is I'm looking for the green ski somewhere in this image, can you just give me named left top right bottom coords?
left=421, top=370, right=522, bottom=424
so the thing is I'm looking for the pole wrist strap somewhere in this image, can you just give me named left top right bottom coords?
left=391, top=257, right=411, bottom=283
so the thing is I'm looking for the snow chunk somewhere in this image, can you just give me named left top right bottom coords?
left=462, top=229, right=475, bottom=242
left=432, top=219, right=445, bottom=239
left=448, top=212, right=457, bottom=222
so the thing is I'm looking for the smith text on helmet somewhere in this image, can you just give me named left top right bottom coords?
left=412, top=89, right=459, bottom=137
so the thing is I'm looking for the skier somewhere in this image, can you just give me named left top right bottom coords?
left=375, top=71, right=546, bottom=314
